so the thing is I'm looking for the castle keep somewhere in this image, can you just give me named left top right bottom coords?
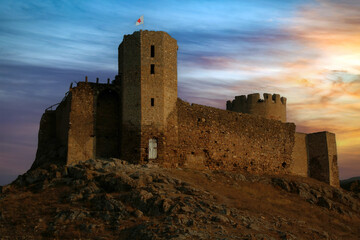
left=33, top=30, right=340, bottom=187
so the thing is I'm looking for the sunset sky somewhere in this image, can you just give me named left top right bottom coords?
left=0, top=0, right=359, bottom=185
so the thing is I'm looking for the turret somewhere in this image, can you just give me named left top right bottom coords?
left=227, top=93, right=287, bottom=122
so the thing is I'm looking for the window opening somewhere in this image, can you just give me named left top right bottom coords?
left=151, top=64, right=155, bottom=74
left=151, top=98, right=154, bottom=106
left=151, top=45, right=155, bottom=57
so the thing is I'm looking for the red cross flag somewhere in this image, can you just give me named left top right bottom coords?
left=136, top=15, right=144, bottom=26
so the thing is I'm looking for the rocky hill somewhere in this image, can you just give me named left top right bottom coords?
left=341, top=177, right=360, bottom=194
left=0, top=158, right=359, bottom=240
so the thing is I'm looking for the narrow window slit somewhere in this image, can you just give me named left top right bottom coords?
left=151, top=98, right=154, bottom=106
left=151, top=45, right=155, bottom=57
left=151, top=64, right=155, bottom=74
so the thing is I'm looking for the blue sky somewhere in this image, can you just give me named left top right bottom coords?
left=1, top=0, right=360, bottom=185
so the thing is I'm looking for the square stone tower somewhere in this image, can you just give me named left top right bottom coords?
left=307, top=132, right=340, bottom=187
left=117, top=30, right=178, bottom=163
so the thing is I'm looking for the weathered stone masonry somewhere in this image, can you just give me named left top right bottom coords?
left=32, top=30, right=340, bottom=187
left=176, top=100, right=295, bottom=174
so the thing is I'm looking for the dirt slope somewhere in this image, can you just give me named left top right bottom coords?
left=0, top=158, right=359, bottom=240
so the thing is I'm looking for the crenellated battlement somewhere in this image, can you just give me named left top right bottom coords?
left=230, top=93, right=286, bottom=104
left=227, top=93, right=287, bottom=122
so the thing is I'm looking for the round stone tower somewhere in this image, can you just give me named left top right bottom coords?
left=226, top=93, right=287, bottom=122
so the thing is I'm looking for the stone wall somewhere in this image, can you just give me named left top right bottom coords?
left=227, top=93, right=286, bottom=122
left=95, top=89, right=120, bottom=158
left=67, top=83, right=95, bottom=164
left=55, top=96, right=71, bottom=148
left=308, top=132, right=339, bottom=187
left=31, top=110, right=57, bottom=169
left=175, top=99, right=296, bottom=174
left=326, top=133, right=340, bottom=187
left=118, top=31, right=141, bottom=162
left=289, top=132, right=309, bottom=177
left=66, top=82, right=122, bottom=164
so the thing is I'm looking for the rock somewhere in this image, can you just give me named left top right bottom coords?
left=130, top=171, right=153, bottom=187
left=67, top=166, right=88, bottom=180
left=68, top=192, right=83, bottom=202
left=317, top=197, right=332, bottom=209
left=55, top=210, right=88, bottom=222
left=124, top=224, right=154, bottom=240
left=96, top=173, right=135, bottom=192
left=279, top=231, right=297, bottom=240
left=138, top=190, right=153, bottom=202
left=49, top=164, right=58, bottom=171
left=310, top=189, right=321, bottom=199
left=169, top=203, right=182, bottom=213
left=211, top=214, right=229, bottom=223
left=176, top=185, right=199, bottom=195
left=272, top=178, right=291, bottom=192
left=220, top=207, right=231, bottom=216
left=246, top=223, right=260, bottom=231
left=62, top=166, right=68, bottom=177
left=103, top=161, right=116, bottom=171
left=180, top=205, right=192, bottom=213
left=233, top=173, right=246, bottom=181
left=134, top=209, right=144, bottom=218
left=101, top=212, right=112, bottom=222
left=23, top=168, right=49, bottom=185
left=175, top=214, right=191, bottom=225
left=162, top=198, right=173, bottom=213
left=151, top=173, right=169, bottom=184
left=108, top=198, right=126, bottom=212
left=79, top=223, right=95, bottom=233
left=54, top=171, right=62, bottom=178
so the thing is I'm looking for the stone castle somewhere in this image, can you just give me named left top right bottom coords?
left=32, top=30, right=339, bottom=187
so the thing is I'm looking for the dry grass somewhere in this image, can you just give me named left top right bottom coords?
left=167, top=168, right=360, bottom=239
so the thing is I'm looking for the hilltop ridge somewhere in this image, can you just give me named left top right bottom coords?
left=0, top=158, right=359, bottom=239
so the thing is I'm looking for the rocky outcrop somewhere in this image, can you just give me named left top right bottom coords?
left=0, top=158, right=359, bottom=239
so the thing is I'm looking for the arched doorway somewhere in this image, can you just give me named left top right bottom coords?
left=96, top=89, right=120, bottom=158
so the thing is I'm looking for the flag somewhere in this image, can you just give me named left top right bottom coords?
left=136, top=16, right=144, bottom=26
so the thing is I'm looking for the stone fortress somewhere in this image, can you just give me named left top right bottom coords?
left=32, top=30, right=339, bottom=187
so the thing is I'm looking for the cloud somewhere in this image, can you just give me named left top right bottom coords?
left=0, top=0, right=359, bottom=180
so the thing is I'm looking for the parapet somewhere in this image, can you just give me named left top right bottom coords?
left=227, top=93, right=287, bottom=122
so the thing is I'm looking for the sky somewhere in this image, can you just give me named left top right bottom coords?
left=0, top=0, right=359, bottom=185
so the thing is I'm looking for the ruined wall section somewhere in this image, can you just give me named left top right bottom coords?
left=326, top=133, right=340, bottom=187
left=67, top=82, right=95, bottom=164
left=32, top=94, right=71, bottom=169
left=227, top=93, right=286, bottom=122
left=31, top=110, right=57, bottom=169
left=308, top=132, right=339, bottom=187
left=289, top=132, right=309, bottom=177
left=176, top=99, right=296, bottom=173
left=95, top=89, right=121, bottom=158
left=55, top=95, right=71, bottom=153
left=65, top=82, right=122, bottom=164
